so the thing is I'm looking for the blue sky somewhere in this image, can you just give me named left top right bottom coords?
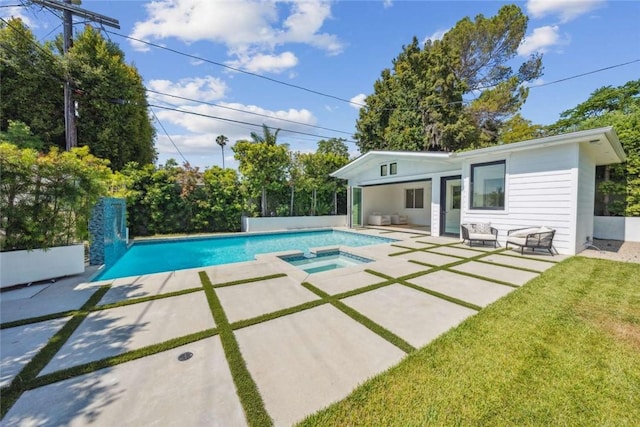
left=3, top=0, right=639, bottom=169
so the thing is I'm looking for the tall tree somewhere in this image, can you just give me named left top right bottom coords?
left=250, top=124, right=280, bottom=145
left=355, top=5, right=542, bottom=152
left=0, top=18, right=64, bottom=150
left=64, top=26, right=156, bottom=169
left=215, top=134, right=228, bottom=168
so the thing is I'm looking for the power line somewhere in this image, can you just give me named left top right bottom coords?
left=532, top=59, right=640, bottom=88
left=145, top=88, right=354, bottom=136
left=106, top=30, right=366, bottom=107
left=150, top=108, right=189, bottom=164
left=148, top=103, right=359, bottom=143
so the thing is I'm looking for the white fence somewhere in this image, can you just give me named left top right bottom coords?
left=593, top=216, right=640, bottom=242
left=242, top=215, right=348, bottom=232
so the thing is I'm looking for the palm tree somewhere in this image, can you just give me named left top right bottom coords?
left=215, top=134, right=228, bottom=168
left=250, top=124, right=280, bottom=145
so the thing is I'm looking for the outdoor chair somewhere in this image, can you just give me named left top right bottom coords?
left=368, top=213, right=391, bottom=226
left=506, top=226, right=556, bottom=255
left=461, top=223, right=498, bottom=248
left=390, top=213, right=408, bottom=225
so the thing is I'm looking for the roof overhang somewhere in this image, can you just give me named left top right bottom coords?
left=332, top=127, right=626, bottom=180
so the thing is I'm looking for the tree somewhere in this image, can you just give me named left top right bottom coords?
left=0, top=18, right=64, bottom=150
left=548, top=79, right=640, bottom=216
left=498, top=114, right=544, bottom=143
left=0, top=121, right=44, bottom=151
left=355, top=5, right=542, bottom=152
left=64, top=26, right=156, bottom=169
left=250, top=124, right=280, bottom=145
left=215, top=134, right=228, bottom=168
left=233, top=139, right=289, bottom=217
left=195, top=167, right=243, bottom=231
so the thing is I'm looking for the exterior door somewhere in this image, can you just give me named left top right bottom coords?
left=440, top=176, right=462, bottom=236
left=351, top=187, right=362, bottom=227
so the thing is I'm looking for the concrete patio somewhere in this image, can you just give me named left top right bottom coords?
left=0, top=228, right=569, bottom=426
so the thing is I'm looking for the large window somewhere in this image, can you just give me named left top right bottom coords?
left=405, top=188, right=424, bottom=209
left=471, top=160, right=505, bottom=209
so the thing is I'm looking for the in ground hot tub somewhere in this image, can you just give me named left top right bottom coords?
left=280, top=250, right=373, bottom=274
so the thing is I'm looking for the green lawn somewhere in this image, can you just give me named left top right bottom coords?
left=299, top=257, right=640, bottom=426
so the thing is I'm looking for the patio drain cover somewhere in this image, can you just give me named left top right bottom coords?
left=178, top=351, right=193, bottom=362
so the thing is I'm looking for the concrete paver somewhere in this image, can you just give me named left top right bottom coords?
left=234, top=304, right=406, bottom=427
left=215, top=276, right=319, bottom=323
left=309, top=270, right=386, bottom=295
left=342, top=284, right=476, bottom=348
left=3, top=337, right=247, bottom=427
left=41, top=291, right=214, bottom=374
left=396, top=251, right=461, bottom=266
left=0, top=317, right=71, bottom=387
left=353, top=243, right=410, bottom=258
left=365, top=258, right=431, bottom=278
left=451, top=261, right=539, bottom=286
left=203, top=261, right=283, bottom=285
left=415, top=236, right=460, bottom=245
left=503, top=247, right=570, bottom=261
left=481, top=254, right=556, bottom=272
left=389, top=240, right=435, bottom=250
left=452, top=243, right=499, bottom=252
left=0, top=269, right=100, bottom=324
left=407, top=270, right=515, bottom=307
left=428, top=246, right=486, bottom=258
left=97, top=269, right=203, bottom=306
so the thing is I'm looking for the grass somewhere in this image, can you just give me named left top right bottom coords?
left=298, top=257, right=640, bottom=426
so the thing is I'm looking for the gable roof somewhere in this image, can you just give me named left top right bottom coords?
left=332, top=127, right=625, bottom=179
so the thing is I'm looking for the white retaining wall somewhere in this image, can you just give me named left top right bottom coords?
left=242, top=215, right=347, bottom=232
left=593, top=217, right=640, bottom=242
left=0, top=244, right=85, bottom=288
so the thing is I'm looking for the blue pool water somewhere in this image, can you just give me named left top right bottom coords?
left=95, top=230, right=395, bottom=280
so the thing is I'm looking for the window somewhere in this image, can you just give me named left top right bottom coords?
left=470, top=160, right=505, bottom=209
left=390, top=162, right=397, bottom=175
left=405, top=188, right=424, bottom=209
left=380, top=164, right=388, bottom=176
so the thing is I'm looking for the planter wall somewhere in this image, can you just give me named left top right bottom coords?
left=593, top=216, right=640, bottom=242
left=0, top=244, right=85, bottom=289
left=241, top=215, right=348, bottom=232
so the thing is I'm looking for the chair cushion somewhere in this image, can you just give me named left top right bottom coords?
left=475, top=223, right=492, bottom=234
left=469, top=232, right=496, bottom=241
left=511, top=227, right=540, bottom=238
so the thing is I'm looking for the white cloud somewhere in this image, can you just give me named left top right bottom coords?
left=383, top=0, right=393, bottom=9
left=349, top=93, right=367, bottom=110
left=526, top=0, right=605, bottom=22
left=226, top=51, right=299, bottom=74
left=147, top=76, right=228, bottom=103
left=518, top=25, right=565, bottom=56
left=1, top=6, right=37, bottom=28
left=130, top=0, right=343, bottom=71
left=423, top=28, right=449, bottom=44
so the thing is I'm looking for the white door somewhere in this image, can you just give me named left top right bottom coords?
left=441, top=176, right=462, bottom=236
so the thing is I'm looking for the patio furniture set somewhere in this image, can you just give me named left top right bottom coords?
left=461, top=223, right=556, bottom=255
left=368, top=213, right=408, bottom=226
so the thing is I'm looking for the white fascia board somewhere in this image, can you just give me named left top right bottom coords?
left=331, top=151, right=451, bottom=178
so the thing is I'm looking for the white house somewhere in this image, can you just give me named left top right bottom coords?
left=332, top=127, right=626, bottom=255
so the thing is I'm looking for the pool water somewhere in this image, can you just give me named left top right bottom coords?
left=280, top=250, right=373, bottom=274
left=95, top=229, right=394, bottom=280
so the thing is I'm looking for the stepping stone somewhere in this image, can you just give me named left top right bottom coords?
left=407, top=270, right=515, bottom=307
left=4, top=337, right=247, bottom=426
left=40, top=291, right=214, bottom=374
left=451, top=261, right=539, bottom=286
left=0, top=317, right=71, bottom=387
left=234, top=304, right=405, bottom=427
left=309, top=270, right=386, bottom=295
left=396, top=251, right=460, bottom=266
left=415, top=236, right=460, bottom=245
left=481, top=254, right=556, bottom=272
left=365, top=258, right=431, bottom=278
left=452, top=243, right=499, bottom=252
left=428, top=246, right=482, bottom=259
left=342, top=284, right=476, bottom=348
left=216, top=276, right=319, bottom=323
left=390, top=240, right=435, bottom=250
left=98, top=269, right=202, bottom=305
left=203, top=261, right=282, bottom=285
left=355, top=243, right=408, bottom=258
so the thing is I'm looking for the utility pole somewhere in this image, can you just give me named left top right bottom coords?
left=31, top=0, right=120, bottom=150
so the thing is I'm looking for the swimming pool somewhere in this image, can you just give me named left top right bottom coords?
left=95, top=229, right=395, bottom=280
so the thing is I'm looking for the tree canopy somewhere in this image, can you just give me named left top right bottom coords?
left=0, top=19, right=156, bottom=169
left=355, top=5, right=542, bottom=153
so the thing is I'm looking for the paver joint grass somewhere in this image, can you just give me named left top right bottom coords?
left=199, top=271, right=273, bottom=427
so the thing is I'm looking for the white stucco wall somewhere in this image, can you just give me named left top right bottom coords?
left=0, top=244, right=85, bottom=288
left=241, top=215, right=347, bottom=232
left=594, top=217, right=640, bottom=241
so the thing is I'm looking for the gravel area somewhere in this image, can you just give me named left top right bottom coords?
left=579, top=239, right=640, bottom=264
